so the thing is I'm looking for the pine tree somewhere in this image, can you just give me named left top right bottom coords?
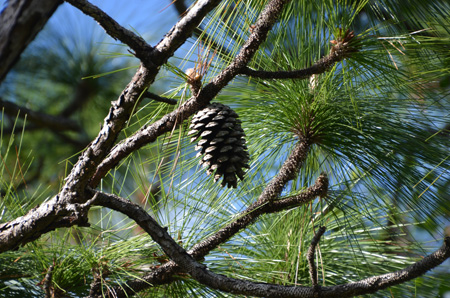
left=0, top=0, right=449, bottom=297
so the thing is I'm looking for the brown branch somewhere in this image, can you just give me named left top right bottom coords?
left=91, top=189, right=450, bottom=298
left=240, top=30, right=358, bottom=80
left=321, top=238, right=450, bottom=297
left=307, top=226, right=326, bottom=289
left=89, top=0, right=291, bottom=188
left=102, top=170, right=327, bottom=297
left=258, top=141, right=311, bottom=202
left=272, top=172, right=328, bottom=210
left=0, top=0, right=62, bottom=83
left=43, top=264, right=54, bottom=298
left=144, top=91, right=178, bottom=105
left=0, top=97, right=81, bottom=132
left=64, top=0, right=153, bottom=60
left=0, top=194, right=97, bottom=252
left=0, top=0, right=223, bottom=254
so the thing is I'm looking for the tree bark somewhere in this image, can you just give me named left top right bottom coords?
left=0, top=0, right=63, bottom=83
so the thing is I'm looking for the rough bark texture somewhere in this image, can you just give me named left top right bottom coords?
left=92, top=190, right=450, bottom=298
left=0, top=0, right=222, bottom=253
left=0, top=0, right=62, bottom=83
left=89, top=0, right=291, bottom=188
left=1, top=0, right=448, bottom=297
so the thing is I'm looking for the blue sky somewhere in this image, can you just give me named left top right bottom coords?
left=47, top=1, right=182, bottom=49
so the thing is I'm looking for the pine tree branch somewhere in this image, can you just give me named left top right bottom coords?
left=98, top=171, right=327, bottom=297
left=258, top=140, right=311, bottom=202
left=89, top=0, right=291, bottom=188
left=64, top=0, right=153, bottom=60
left=0, top=0, right=222, bottom=254
left=240, top=30, right=358, bottom=80
left=272, top=172, right=328, bottom=210
left=0, top=0, right=62, bottom=83
left=307, top=226, right=326, bottom=289
left=0, top=97, right=82, bottom=132
left=62, top=0, right=223, bottom=194
left=91, top=189, right=450, bottom=298
left=0, top=194, right=97, bottom=252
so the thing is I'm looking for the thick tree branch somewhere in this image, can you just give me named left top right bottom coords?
left=307, top=226, right=326, bottom=289
left=0, top=97, right=81, bottom=132
left=0, top=194, right=97, bottom=252
left=0, top=0, right=223, bottom=253
left=0, top=0, right=62, bottom=83
left=92, top=190, right=450, bottom=298
left=89, top=0, right=291, bottom=188
left=105, top=171, right=327, bottom=297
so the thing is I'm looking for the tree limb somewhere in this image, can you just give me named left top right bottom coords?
left=0, top=0, right=223, bottom=254
left=91, top=189, right=450, bottom=298
left=0, top=97, right=82, bottom=132
left=64, top=0, right=153, bottom=60
left=240, top=30, right=358, bottom=80
left=0, top=0, right=62, bottom=83
left=89, top=0, right=291, bottom=187
left=0, top=194, right=97, bottom=253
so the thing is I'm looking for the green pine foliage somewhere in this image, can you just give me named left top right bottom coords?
left=1, top=0, right=450, bottom=297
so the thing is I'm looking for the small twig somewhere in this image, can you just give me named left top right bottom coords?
left=144, top=91, right=178, bottom=105
left=43, top=264, right=54, bottom=298
left=307, top=226, right=326, bottom=290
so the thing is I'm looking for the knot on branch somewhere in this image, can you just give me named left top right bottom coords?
left=316, top=172, right=329, bottom=198
left=330, top=29, right=359, bottom=60
left=186, top=68, right=203, bottom=96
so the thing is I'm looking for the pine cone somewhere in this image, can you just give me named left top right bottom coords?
left=188, top=103, right=250, bottom=188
